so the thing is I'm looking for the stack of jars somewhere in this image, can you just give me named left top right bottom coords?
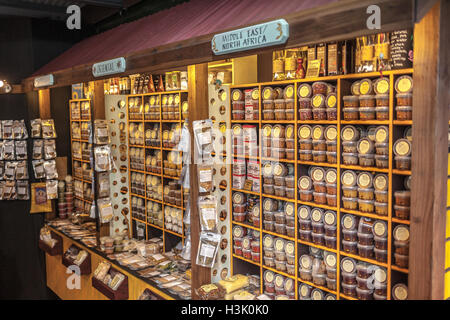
left=263, top=236, right=295, bottom=276
left=393, top=225, right=410, bottom=269
left=163, top=151, right=182, bottom=177
left=262, top=124, right=295, bottom=160
left=341, top=125, right=359, bottom=164
left=128, top=97, right=142, bottom=120
left=298, top=125, right=313, bottom=161
left=161, top=94, right=180, bottom=120
left=355, top=261, right=388, bottom=300
left=324, top=251, right=338, bottom=291
left=232, top=192, right=259, bottom=227
left=341, top=213, right=359, bottom=255
left=341, top=170, right=375, bottom=214
left=130, top=147, right=145, bottom=170
left=262, top=199, right=295, bottom=237
left=147, top=201, right=163, bottom=226
left=343, top=78, right=380, bottom=121
left=165, top=206, right=183, bottom=234
left=145, top=151, right=162, bottom=174
left=144, top=95, right=160, bottom=120
left=324, top=126, right=337, bottom=164
left=394, top=187, right=411, bottom=221
left=261, top=86, right=295, bottom=121
left=262, top=162, right=295, bottom=199
left=164, top=181, right=183, bottom=207
left=233, top=226, right=260, bottom=263
left=146, top=175, right=162, bottom=201
left=300, top=167, right=337, bottom=207
left=145, top=124, right=160, bottom=147
left=373, top=126, right=389, bottom=168
left=131, top=196, right=145, bottom=220
left=263, top=270, right=295, bottom=300
left=372, top=220, right=388, bottom=263
left=298, top=82, right=336, bottom=121
left=131, top=172, right=145, bottom=196
left=340, top=257, right=358, bottom=298
left=311, top=125, right=326, bottom=163
left=394, top=75, right=413, bottom=121
left=373, top=174, right=389, bottom=216
left=299, top=284, right=335, bottom=300
left=162, top=123, right=181, bottom=148
left=299, top=251, right=328, bottom=288
left=393, top=138, right=411, bottom=171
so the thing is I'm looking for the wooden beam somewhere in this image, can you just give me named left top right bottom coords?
left=38, top=89, right=51, bottom=119
left=414, top=0, right=439, bottom=22
left=21, top=0, right=414, bottom=92
left=410, top=0, right=448, bottom=300
left=187, top=64, right=211, bottom=299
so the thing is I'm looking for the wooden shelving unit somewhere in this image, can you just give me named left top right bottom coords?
left=228, top=68, right=413, bottom=300
left=70, top=98, right=94, bottom=215
left=126, top=90, right=188, bottom=251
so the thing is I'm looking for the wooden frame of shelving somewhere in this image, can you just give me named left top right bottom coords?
left=228, top=68, right=413, bottom=300
left=125, top=89, right=188, bottom=252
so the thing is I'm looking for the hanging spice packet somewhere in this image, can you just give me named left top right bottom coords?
left=43, top=159, right=58, bottom=180
left=97, top=197, right=114, bottom=223
left=15, top=161, right=28, bottom=180
left=32, top=160, right=46, bottom=179
left=94, top=146, right=112, bottom=172
left=2, top=140, right=15, bottom=160
left=42, top=119, right=57, bottom=139
left=44, top=139, right=57, bottom=159
left=15, top=140, right=27, bottom=160
left=196, top=231, right=221, bottom=268
left=30, top=119, right=42, bottom=138
left=198, top=195, right=218, bottom=232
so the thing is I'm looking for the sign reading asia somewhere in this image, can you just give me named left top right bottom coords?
left=92, top=57, right=126, bottom=77
left=211, top=19, right=289, bottom=55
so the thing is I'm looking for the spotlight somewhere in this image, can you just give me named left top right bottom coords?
left=0, top=80, right=4, bottom=88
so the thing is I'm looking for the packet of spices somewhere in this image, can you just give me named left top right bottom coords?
left=12, top=120, right=28, bottom=139
left=32, top=140, right=44, bottom=160
left=44, top=140, right=57, bottom=159
left=2, top=120, right=13, bottom=139
left=30, top=119, right=42, bottom=138
left=15, top=161, right=28, bottom=180
left=97, top=172, right=111, bottom=198
left=198, top=196, right=218, bottom=232
left=97, top=197, right=114, bottom=223
left=15, top=140, right=27, bottom=160
left=3, top=181, right=16, bottom=200
left=94, top=120, right=110, bottom=145
left=4, top=161, right=17, bottom=180
left=17, top=180, right=30, bottom=200
left=198, top=164, right=213, bottom=194
left=196, top=231, right=221, bottom=268
left=46, top=180, right=58, bottom=199
left=94, top=146, right=112, bottom=172
left=32, top=160, right=46, bottom=179
left=43, top=159, right=58, bottom=180
left=42, top=119, right=57, bottom=139
left=2, top=140, right=15, bottom=160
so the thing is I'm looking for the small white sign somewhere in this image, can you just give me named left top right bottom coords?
left=92, top=57, right=126, bottom=77
left=34, top=74, right=54, bottom=88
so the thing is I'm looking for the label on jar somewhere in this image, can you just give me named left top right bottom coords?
left=242, top=237, right=250, bottom=249
left=275, top=239, right=285, bottom=252
left=300, top=284, right=309, bottom=297
left=233, top=192, right=243, bottom=204
left=312, top=290, right=323, bottom=300
left=273, top=126, right=281, bottom=138
left=151, top=176, right=158, bottom=186
left=343, top=215, right=354, bottom=229
left=263, top=235, right=273, bottom=248
left=324, top=211, right=336, bottom=225
left=273, top=164, right=284, bottom=176
left=325, top=169, right=337, bottom=184
left=182, top=101, right=189, bottom=112
left=358, top=139, right=371, bottom=154
left=251, top=89, right=259, bottom=100
left=168, top=96, right=174, bottom=105
left=264, top=271, right=274, bottom=283
left=342, top=171, right=356, bottom=186
left=286, top=126, right=294, bottom=139
left=263, top=125, right=272, bottom=137
left=325, top=126, right=337, bottom=141
left=299, top=177, right=311, bottom=190
left=233, top=226, right=243, bottom=238
left=374, top=174, right=388, bottom=191
left=263, top=163, right=273, bottom=176
left=394, top=285, right=408, bottom=300
left=299, top=126, right=311, bottom=139
left=285, top=242, right=294, bottom=255
left=394, top=226, right=410, bottom=241
left=300, top=255, right=312, bottom=269
left=284, top=86, right=294, bottom=99
left=395, top=140, right=410, bottom=156
left=374, top=268, right=387, bottom=283
left=312, top=168, right=324, bottom=182
left=373, top=221, right=387, bottom=237
left=325, top=253, right=336, bottom=268
left=162, top=96, right=168, bottom=105
left=311, top=208, right=322, bottom=222
left=232, top=90, right=242, bottom=101
left=396, top=76, right=413, bottom=93
left=263, top=88, right=273, bottom=100
left=299, top=84, right=311, bottom=98
left=285, top=203, right=294, bottom=216
left=233, top=125, right=242, bottom=136
left=359, top=79, right=372, bottom=95
left=274, top=275, right=284, bottom=287
left=326, top=94, right=337, bottom=108
left=358, top=173, right=372, bottom=188
left=341, top=258, right=355, bottom=273
left=312, top=94, right=324, bottom=108
left=351, top=81, right=360, bottom=95
left=263, top=199, right=273, bottom=211
left=342, top=127, right=355, bottom=141
left=312, top=126, right=323, bottom=140
left=299, top=206, right=310, bottom=219
left=252, top=206, right=260, bottom=217
left=151, top=158, right=157, bottom=166
left=284, top=278, right=293, bottom=292
left=375, top=127, right=388, bottom=143
left=175, top=95, right=180, bottom=104
left=149, top=96, right=156, bottom=105
left=375, top=79, right=389, bottom=94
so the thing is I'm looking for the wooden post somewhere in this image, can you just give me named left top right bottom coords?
left=410, top=0, right=449, bottom=300
left=187, top=64, right=211, bottom=299
left=38, top=89, right=51, bottom=119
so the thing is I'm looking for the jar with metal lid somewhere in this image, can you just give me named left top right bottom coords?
left=392, top=283, right=408, bottom=300
left=395, top=75, right=413, bottom=94
left=298, top=83, right=313, bottom=98
left=396, top=105, right=412, bottom=121
left=343, top=107, right=359, bottom=121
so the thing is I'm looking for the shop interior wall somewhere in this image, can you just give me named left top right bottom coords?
left=0, top=17, right=79, bottom=299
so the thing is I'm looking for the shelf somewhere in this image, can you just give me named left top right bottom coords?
left=392, top=218, right=410, bottom=225
left=393, top=169, right=411, bottom=176
left=341, top=120, right=390, bottom=125
left=147, top=222, right=164, bottom=231
left=340, top=251, right=388, bottom=268
left=261, top=194, right=296, bottom=203
left=297, top=240, right=337, bottom=253
left=231, top=188, right=260, bottom=196
left=231, top=120, right=259, bottom=124
left=232, top=154, right=260, bottom=160
left=162, top=175, right=181, bottom=180
left=232, top=220, right=260, bottom=231
left=340, top=165, right=389, bottom=173
left=297, top=120, right=337, bottom=124
left=163, top=202, right=184, bottom=210
left=233, top=254, right=261, bottom=267
left=340, top=208, right=389, bottom=221
left=261, top=157, right=296, bottom=163
left=339, top=293, right=358, bottom=300
left=130, top=193, right=146, bottom=199
left=297, top=278, right=337, bottom=295
left=393, top=120, right=412, bottom=125
left=391, top=265, right=409, bottom=274
left=298, top=161, right=338, bottom=168
left=297, top=200, right=337, bottom=211
left=132, top=217, right=147, bottom=224
left=261, top=120, right=296, bottom=124
left=262, top=265, right=296, bottom=280
left=164, top=229, right=185, bottom=238
left=262, top=230, right=295, bottom=241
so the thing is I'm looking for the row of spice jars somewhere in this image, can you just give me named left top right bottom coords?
left=146, top=175, right=163, bottom=201
left=298, top=125, right=337, bottom=163
left=393, top=138, right=411, bottom=170
left=129, top=122, right=144, bottom=145
left=163, top=151, right=182, bottom=177
left=262, top=162, right=295, bottom=199
left=145, top=151, right=162, bottom=174
left=393, top=224, right=410, bottom=268
left=130, top=147, right=146, bottom=170
left=394, top=75, right=413, bottom=120
left=163, top=181, right=183, bottom=207
left=341, top=171, right=388, bottom=216
left=232, top=192, right=260, bottom=227
left=340, top=256, right=388, bottom=300
left=147, top=200, right=163, bottom=226
left=263, top=236, right=295, bottom=276
left=232, top=226, right=260, bottom=263
left=298, top=167, right=338, bottom=207
left=261, top=85, right=295, bottom=121
left=262, top=124, right=295, bottom=160
left=131, top=196, right=145, bottom=220
left=128, top=97, right=143, bottom=120
left=299, top=284, right=336, bottom=300
left=262, top=200, right=295, bottom=238
left=232, top=125, right=258, bottom=157
left=299, top=248, right=337, bottom=291
left=298, top=82, right=337, bottom=121
left=131, top=172, right=145, bottom=196
left=263, top=270, right=295, bottom=299
left=341, top=214, right=389, bottom=263
left=231, top=88, right=259, bottom=121
left=298, top=206, right=337, bottom=249
left=162, top=123, right=181, bottom=148
left=164, top=206, right=183, bottom=234
left=145, top=124, right=161, bottom=147
left=393, top=189, right=411, bottom=220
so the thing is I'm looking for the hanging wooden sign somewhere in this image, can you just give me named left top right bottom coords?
left=92, top=57, right=126, bottom=77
